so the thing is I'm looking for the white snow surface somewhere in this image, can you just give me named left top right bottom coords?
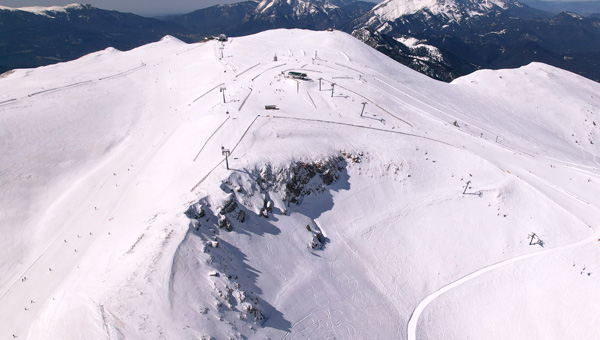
left=396, top=36, right=444, bottom=62
left=1, top=29, right=600, bottom=340
left=256, top=0, right=337, bottom=16
left=373, top=0, right=509, bottom=21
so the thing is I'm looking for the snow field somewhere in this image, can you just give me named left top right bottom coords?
left=0, top=29, right=599, bottom=339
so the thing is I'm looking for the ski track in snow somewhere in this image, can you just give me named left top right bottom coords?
left=407, top=227, right=600, bottom=340
left=0, top=64, right=147, bottom=106
left=406, top=170, right=600, bottom=340
left=367, top=74, right=541, bottom=159
left=192, top=116, right=230, bottom=162
left=192, top=82, right=226, bottom=103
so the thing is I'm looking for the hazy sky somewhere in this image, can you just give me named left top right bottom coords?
left=0, top=0, right=245, bottom=16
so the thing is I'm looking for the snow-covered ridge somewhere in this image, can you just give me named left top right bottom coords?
left=396, top=36, right=444, bottom=61
left=372, top=0, right=510, bottom=21
left=0, top=3, right=85, bottom=16
left=1, top=29, right=600, bottom=340
left=255, top=0, right=340, bottom=15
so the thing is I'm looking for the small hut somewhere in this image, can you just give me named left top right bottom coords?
left=287, top=71, right=308, bottom=79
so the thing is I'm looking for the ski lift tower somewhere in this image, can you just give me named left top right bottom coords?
left=221, top=146, right=231, bottom=170
left=220, top=86, right=227, bottom=103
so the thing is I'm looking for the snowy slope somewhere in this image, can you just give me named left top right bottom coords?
left=1, top=29, right=600, bottom=340
left=371, top=0, right=512, bottom=22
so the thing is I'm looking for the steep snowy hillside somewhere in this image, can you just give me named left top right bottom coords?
left=1, top=29, right=600, bottom=340
left=351, top=0, right=600, bottom=83
left=371, top=0, right=512, bottom=22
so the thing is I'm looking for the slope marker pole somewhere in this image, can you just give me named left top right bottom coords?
left=462, top=180, right=471, bottom=194
left=360, top=102, right=367, bottom=116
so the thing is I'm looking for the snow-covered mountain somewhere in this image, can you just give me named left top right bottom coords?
left=4, top=1, right=600, bottom=85
left=371, top=0, right=514, bottom=22
left=1, top=29, right=600, bottom=339
left=0, top=4, right=193, bottom=74
left=255, top=0, right=354, bottom=16
left=357, top=0, right=543, bottom=34
left=168, top=0, right=374, bottom=36
left=350, top=0, right=600, bottom=82
left=521, top=0, right=600, bottom=16
left=0, top=3, right=86, bottom=16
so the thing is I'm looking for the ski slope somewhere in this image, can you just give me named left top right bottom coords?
left=1, top=29, right=600, bottom=339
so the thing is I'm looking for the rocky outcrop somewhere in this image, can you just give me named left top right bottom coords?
left=180, top=155, right=349, bottom=330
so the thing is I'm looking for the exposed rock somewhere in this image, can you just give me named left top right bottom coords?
left=181, top=155, right=348, bottom=332
left=220, top=195, right=238, bottom=215
left=235, top=210, right=246, bottom=223
left=185, top=202, right=205, bottom=219
left=217, top=215, right=233, bottom=231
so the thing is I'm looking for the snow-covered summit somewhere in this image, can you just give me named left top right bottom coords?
left=0, top=3, right=87, bottom=17
left=1, top=29, right=600, bottom=340
left=255, top=0, right=352, bottom=16
left=372, top=0, right=513, bottom=21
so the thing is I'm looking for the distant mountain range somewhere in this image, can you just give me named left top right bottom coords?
left=0, top=4, right=192, bottom=73
left=168, top=0, right=375, bottom=36
left=350, top=0, right=600, bottom=81
left=2, top=1, right=600, bottom=83
left=520, top=0, right=600, bottom=16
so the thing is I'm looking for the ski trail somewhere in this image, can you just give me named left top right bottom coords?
left=318, top=77, right=412, bottom=127
left=192, top=82, right=225, bottom=103
left=526, top=171, right=591, bottom=205
left=407, top=227, right=600, bottom=339
left=192, top=116, right=230, bottom=162
left=238, top=88, right=253, bottom=111
left=364, top=75, right=539, bottom=158
left=251, top=63, right=287, bottom=81
left=236, top=63, right=261, bottom=78
left=175, top=42, right=206, bottom=56
left=407, top=151, right=600, bottom=339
